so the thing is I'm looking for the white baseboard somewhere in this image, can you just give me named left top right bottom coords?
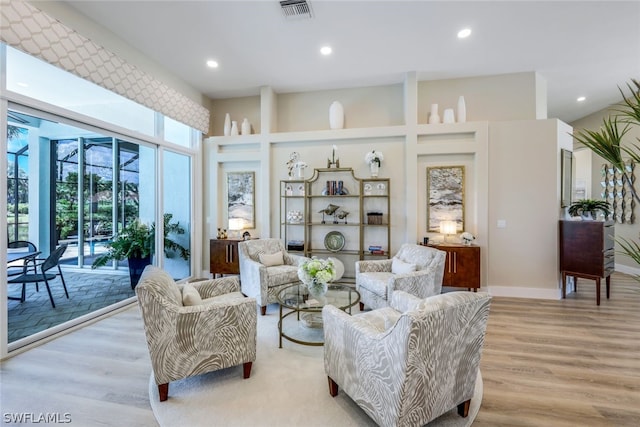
left=616, top=263, right=640, bottom=277
left=485, top=286, right=561, bottom=300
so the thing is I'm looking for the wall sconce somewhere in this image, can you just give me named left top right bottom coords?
left=439, top=220, right=457, bottom=243
left=228, top=218, right=243, bottom=239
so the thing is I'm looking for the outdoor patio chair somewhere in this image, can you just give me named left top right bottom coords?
left=7, top=240, right=38, bottom=278
left=8, top=244, right=69, bottom=308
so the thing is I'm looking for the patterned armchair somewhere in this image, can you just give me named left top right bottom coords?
left=238, top=238, right=308, bottom=315
left=356, top=243, right=446, bottom=310
left=323, top=291, right=492, bottom=427
left=136, top=266, right=256, bottom=401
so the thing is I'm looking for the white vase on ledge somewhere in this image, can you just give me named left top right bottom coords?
left=329, top=101, right=344, bottom=129
left=428, top=104, right=440, bottom=124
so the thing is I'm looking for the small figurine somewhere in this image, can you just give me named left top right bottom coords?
left=318, top=204, right=340, bottom=224
left=335, top=210, right=349, bottom=224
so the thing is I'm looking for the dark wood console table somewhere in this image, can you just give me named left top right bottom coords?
left=209, top=239, right=241, bottom=277
left=559, top=220, right=615, bottom=305
left=428, top=243, right=480, bottom=291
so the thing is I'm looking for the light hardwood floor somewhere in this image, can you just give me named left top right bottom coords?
left=1, top=273, right=638, bottom=426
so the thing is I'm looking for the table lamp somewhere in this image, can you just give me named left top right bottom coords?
left=228, top=218, right=243, bottom=239
left=439, top=220, right=457, bottom=243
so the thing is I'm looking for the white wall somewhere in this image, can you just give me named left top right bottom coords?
left=487, top=119, right=572, bottom=298
left=417, top=72, right=543, bottom=123
left=205, top=72, right=572, bottom=297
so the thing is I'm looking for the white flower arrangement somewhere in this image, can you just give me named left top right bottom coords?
left=298, top=257, right=335, bottom=284
left=461, top=232, right=476, bottom=245
left=365, top=150, right=384, bottom=166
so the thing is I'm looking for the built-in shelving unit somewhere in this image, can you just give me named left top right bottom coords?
left=280, top=168, right=391, bottom=281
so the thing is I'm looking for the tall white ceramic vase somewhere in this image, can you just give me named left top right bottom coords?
left=329, top=101, right=344, bottom=129
left=457, top=96, right=467, bottom=123
left=428, top=104, right=440, bottom=124
left=223, top=113, right=231, bottom=136
left=230, top=121, right=239, bottom=136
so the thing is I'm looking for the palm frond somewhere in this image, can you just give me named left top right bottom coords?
left=572, top=116, right=629, bottom=171
left=617, top=237, right=640, bottom=284
left=615, top=78, right=640, bottom=125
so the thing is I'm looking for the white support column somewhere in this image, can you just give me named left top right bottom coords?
left=404, top=72, right=419, bottom=247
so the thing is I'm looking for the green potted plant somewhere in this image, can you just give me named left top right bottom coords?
left=568, top=199, right=612, bottom=220
left=91, top=213, right=190, bottom=288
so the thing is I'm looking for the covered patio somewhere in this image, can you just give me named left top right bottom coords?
left=7, top=269, right=133, bottom=343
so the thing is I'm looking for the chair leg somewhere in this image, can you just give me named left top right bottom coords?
left=58, top=265, right=69, bottom=298
left=359, top=302, right=364, bottom=311
left=243, top=361, right=253, bottom=379
left=158, top=383, right=169, bottom=402
left=21, top=283, right=26, bottom=303
left=260, top=306, right=267, bottom=316
left=328, top=376, right=339, bottom=397
left=43, top=277, right=56, bottom=308
left=457, top=399, right=471, bottom=417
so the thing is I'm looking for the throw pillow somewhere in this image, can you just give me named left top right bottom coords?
left=391, top=257, right=417, bottom=274
left=259, top=251, right=284, bottom=267
left=182, top=283, right=203, bottom=306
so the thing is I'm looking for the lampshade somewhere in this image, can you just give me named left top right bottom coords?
left=439, top=220, right=457, bottom=236
left=228, top=218, right=243, bottom=231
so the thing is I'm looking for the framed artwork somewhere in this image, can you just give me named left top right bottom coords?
left=561, top=149, right=573, bottom=208
left=227, top=171, right=255, bottom=229
left=427, top=166, right=465, bottom=232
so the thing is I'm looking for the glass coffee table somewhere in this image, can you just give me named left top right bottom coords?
left=277, top=282, right=360, bottom=348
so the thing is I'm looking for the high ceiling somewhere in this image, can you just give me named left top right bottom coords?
left=58, top=0, right=640, bottom=123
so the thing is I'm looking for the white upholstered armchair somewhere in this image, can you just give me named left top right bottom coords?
left=136, top=266, right=257, bottom=401
left=238, top=238, right=308, bottom=315
left=356, top=243, right=446, bottom=310
left=323, top=290, right=492, bottom=426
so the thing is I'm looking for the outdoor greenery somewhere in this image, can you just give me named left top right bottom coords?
left=91, top=213, right=190, bottom=268
left=572, top=78, right=640, bottom=281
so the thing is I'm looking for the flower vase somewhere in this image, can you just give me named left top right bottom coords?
left=306, top=280, right=328, bottom=304
left=230, top=121, right=239, bottom=136
left=370, top=162, right=379, bottom=177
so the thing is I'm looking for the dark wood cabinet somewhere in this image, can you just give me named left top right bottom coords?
left=559, top=220, right=615, bottom=305
left=430, top=243, right=480, bottom=290
left=209, top=239, right=241, bottom=277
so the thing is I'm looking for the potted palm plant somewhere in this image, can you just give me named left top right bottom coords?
left=568, top=199, right=611, bottom=220
left=91, top=213, right=190, bottom=288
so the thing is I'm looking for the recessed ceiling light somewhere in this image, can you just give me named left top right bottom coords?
left=457, top=28, right=472, bottom=39
left=577, top=96, right=586, bottom=102
left=320, top=46, right=332, bottom=56
left=206, top=60, right=219, bottom=68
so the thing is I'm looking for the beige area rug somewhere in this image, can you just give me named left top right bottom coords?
left=149, top=305, right=482, bottom=427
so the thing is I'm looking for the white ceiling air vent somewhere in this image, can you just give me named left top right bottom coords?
left=280, top=0, right=313, bottom=20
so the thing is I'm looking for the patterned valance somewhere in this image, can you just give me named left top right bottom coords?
left=0, top=0, right=210, bottom=134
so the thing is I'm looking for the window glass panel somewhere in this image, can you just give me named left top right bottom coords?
left=163, top=150, right=191, bottom=279
left=164, top=116, right=191, bottom=147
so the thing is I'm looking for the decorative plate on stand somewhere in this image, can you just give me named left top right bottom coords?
left=324, top=231, right=345, bottom=252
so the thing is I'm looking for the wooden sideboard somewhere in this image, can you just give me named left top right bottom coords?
left=559, top=220, right=615, bottom=305
left=209, top=239, right=242, bottom=277
left=429, top=243, right=481, bottom=291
